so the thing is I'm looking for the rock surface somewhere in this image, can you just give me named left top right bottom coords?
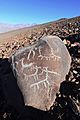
left=10, top=36, right=71, bottom=111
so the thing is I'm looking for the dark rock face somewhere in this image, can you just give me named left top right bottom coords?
left=10, top=36, right=71, bottom=111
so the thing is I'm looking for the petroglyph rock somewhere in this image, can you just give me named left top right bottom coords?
left=10, top=36, right=71, bottom=111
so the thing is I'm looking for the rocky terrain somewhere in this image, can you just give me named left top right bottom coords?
left=0, top=16, right=80, bottom=58
left=0, top=16, right=80, bottom=120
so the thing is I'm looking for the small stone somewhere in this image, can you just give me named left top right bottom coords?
left=68, top=29, right=72, bottom=33
left=3, top=113, right=7, bottom=119
left=73, top=70, right=78, bottom=74
left=63, top=39, right=67, bottom=45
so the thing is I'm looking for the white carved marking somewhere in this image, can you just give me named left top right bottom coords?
left=21, top=58, right=34, bottom=68
left=29, top=66, right=60, bottom=90
left=27, top=48, right=36, bottom=60
left=30, top=78, right=49, bottom=89
left=32, top=49, right=35, bottom=58
left=19, top=57, right=61, bottom=91
left=38, top=44, right=61, bottom=61
left=43, top=68, right=60, bottom=76
left=11, top=56, right=19, bottom=76
left=27, top=49, right=32, bottom=60
left=14, top=39, right=61, bottom=92
left=43, top=82, right=47, bottom=88
left=30, top=67, right=49, bottom=90
left=35, top=47, right=37, bottom=50
left=27, top=66, right=38, bottom=77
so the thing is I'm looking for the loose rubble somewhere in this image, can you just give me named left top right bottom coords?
left=0, top=16, right=80, bottom=58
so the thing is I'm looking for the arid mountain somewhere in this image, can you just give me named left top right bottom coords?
left=0, top=23, right=34, bottom=33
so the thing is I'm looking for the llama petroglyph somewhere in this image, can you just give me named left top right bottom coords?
left=10, top=36, right=71, bottom=111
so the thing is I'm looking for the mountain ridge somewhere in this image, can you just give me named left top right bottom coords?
left=0, top=23, right=35, bottom=33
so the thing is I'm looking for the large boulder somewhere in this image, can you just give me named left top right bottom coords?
left=10, top=36, right=71, bottom=111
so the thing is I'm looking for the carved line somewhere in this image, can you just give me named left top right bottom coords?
left=30, top=67, right=60, bottom=90
left=11, top=56, right=19, bottom=76
left=18, top=58, right=61, bottom=90
left=38, top=45, right=61, bottom=61
left=21, top=58, right=34, bottom=68
left=27, top=48, right=36, bottom=60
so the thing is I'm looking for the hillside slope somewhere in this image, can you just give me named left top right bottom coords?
left=0, top=16, right=80, bottom=58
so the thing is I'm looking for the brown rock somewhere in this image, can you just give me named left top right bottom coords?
left=10, top=36, right=71, bottom=111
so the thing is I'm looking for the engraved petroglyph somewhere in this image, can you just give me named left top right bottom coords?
left=15, top=43, right=61, bottom=91
left=10, top=36, right=71, bottom=111
left=27, top=48, right=36, bottom=60
left=21, top=58, right=34, bottom=68
left=38, top=44, right=61, bottom=61
left=30, top=67, right=60, bottom=90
